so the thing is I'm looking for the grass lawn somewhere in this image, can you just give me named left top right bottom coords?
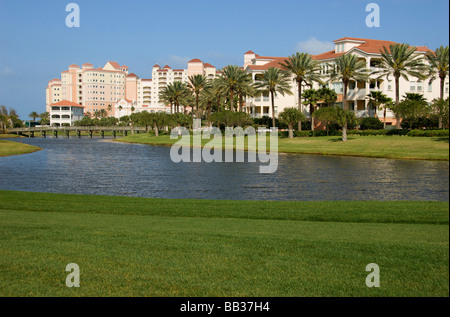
left=0, top=190, right=448, bottom=297
left=0, top=140, right=41, bottom=157
left=115, top=134, right=449, bottom=161
left=0, top=133, right=24, bottom=138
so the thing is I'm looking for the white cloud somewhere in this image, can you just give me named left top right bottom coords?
left=296, top=37, right=334, bottom=55
left=1, top=67, right=13, bottom=76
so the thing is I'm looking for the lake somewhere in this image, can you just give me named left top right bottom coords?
left=0, top=137, right=448, bottom=201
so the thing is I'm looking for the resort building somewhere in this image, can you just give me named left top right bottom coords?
left=45, top=79, right=62, bottom=112
left=243, top=37, right=449, bottom=125
left=49, top=100, right=84, bottom=126
left=46, top=59, right=217, bottom=118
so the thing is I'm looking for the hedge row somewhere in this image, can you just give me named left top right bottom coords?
left=279, top=129, right=449, bottom=138
left=406, top=129, right=449, bottom=137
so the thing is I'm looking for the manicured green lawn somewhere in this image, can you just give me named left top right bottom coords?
left=115, top=134, right=449, bottom=161
left=0, top=190, right=448, bottom=297
left=0, top=140, right=41, bottom=157
left=0, top=133, right=24, bottom=138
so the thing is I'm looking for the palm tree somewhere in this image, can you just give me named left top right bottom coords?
left=375, top=43, right=427, bottom=128
left=93, top=110, right=101, bottom=119
left=159, top=82, right=191, bottom=114
left=99, top=109, right=107, bottom=118
left=426, top=46, right=449, bottom=128
left=216, top=65, right=251, bottom=112
left=280, top=52, right=322, bottom=131
left=28, top=111, right=40, bottom=122
left=302, top=89, right=321, bottom=130
left=255, top=67, right=293, bottom=128
left=279, top=107, right=305, bottom=138
left=318, top=87, right=338, bottom=107
left=39, top=112, right=49, bottom=125
left=367, top=91, right=392, bottom=128
left=427, top=46, right=449, bottom=100
left=188, top=74, right=208, bottom=118
left=328, top=54, right=370, bottom=141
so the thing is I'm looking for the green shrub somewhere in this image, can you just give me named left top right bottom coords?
left=359, top=117, right=384, bottom=130
left=407, top=129, right=449, bottom=137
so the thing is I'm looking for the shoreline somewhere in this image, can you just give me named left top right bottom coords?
left=0, top=140, right=42, bottom=157
left=114, top=134, right=450, bottom=162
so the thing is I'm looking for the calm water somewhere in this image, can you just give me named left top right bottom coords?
left=0, top=137, right=448, bottom=201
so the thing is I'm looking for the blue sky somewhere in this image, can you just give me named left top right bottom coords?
left=0, top=0, right=448, bottom=118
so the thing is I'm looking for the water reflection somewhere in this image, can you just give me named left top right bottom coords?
left=0, top=137, right=448, bottom=201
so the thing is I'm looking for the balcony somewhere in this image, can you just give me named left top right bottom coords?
left=347, top=89, right=367, bottom=100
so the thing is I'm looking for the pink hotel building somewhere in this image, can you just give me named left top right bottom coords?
left=46, top=37, right=449, bottom=126
left=46, top=59, right=218, bottom=123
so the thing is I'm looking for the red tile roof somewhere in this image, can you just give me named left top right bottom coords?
left=126, top=73, right=138, bottom=78
left=245, top=50, right=255, bottom=55
left=163, top=65, right=172, bottom=69
left=107, top=61, right=121, bottom=69
left=153, top=64, right=160, bottom=68
left=69, top=64, right=79, bottom=68
left=203, top=63, right=215, bottom=68
left=312, top=50, right=345, bottom=61
left=188, top=58, right=203, bottom=63
left=50, top=100, right=83, bottom=108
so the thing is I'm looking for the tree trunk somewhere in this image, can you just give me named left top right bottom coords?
left=288, top=123, right=293, bottom=138
left=395, top=76, right=401, bottom=129
left=230, top=89, right=234, bottom=112
left=383, top=108, right=387, bottom=129
left=297, top=80, right=302, bottom=131
left=195, top=94, right=199, bottom=118
left=271, top=91, right=276, bottom=128
left=342, top=80, right=349, bottom=142
left=310, top=104, right=315, bottom=131
left=153, top=122, right=159, bottom=137
left=439, top=76, right=445, bottom=129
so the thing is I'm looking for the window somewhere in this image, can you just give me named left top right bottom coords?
left=428, top=81, right=433, bottom=92
left=417, top=80, right=423, bottom=92
left=410, top=81, right=416, bottom=91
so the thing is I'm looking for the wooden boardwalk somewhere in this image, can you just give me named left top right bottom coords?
left=7, top=126, right=146, bottom=138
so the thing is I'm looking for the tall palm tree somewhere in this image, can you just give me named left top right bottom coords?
left=216, top=65, right=251, bottom=112
left=375, top=43, right=427, bottom=128
left=159, top=82, right=191, bottom=114
left=302, top=89, right=321, bottom=130
left=188, top=74, right=208, bottom=118
left=426, top=46, right=449, bottom=128
left=367, top=91, right=392, bottom=128
left=328, top=54, right=370, bottom=141
left=255, top=67, right=293, bottom=128
left=280, top=52, right=322, bottom=131
left=28, top=111, right=40, bottom=122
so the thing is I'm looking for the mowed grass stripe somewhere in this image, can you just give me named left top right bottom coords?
left=0, top=209, right=448, bottom=297
left=0, top=190, right=448, bottom=225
